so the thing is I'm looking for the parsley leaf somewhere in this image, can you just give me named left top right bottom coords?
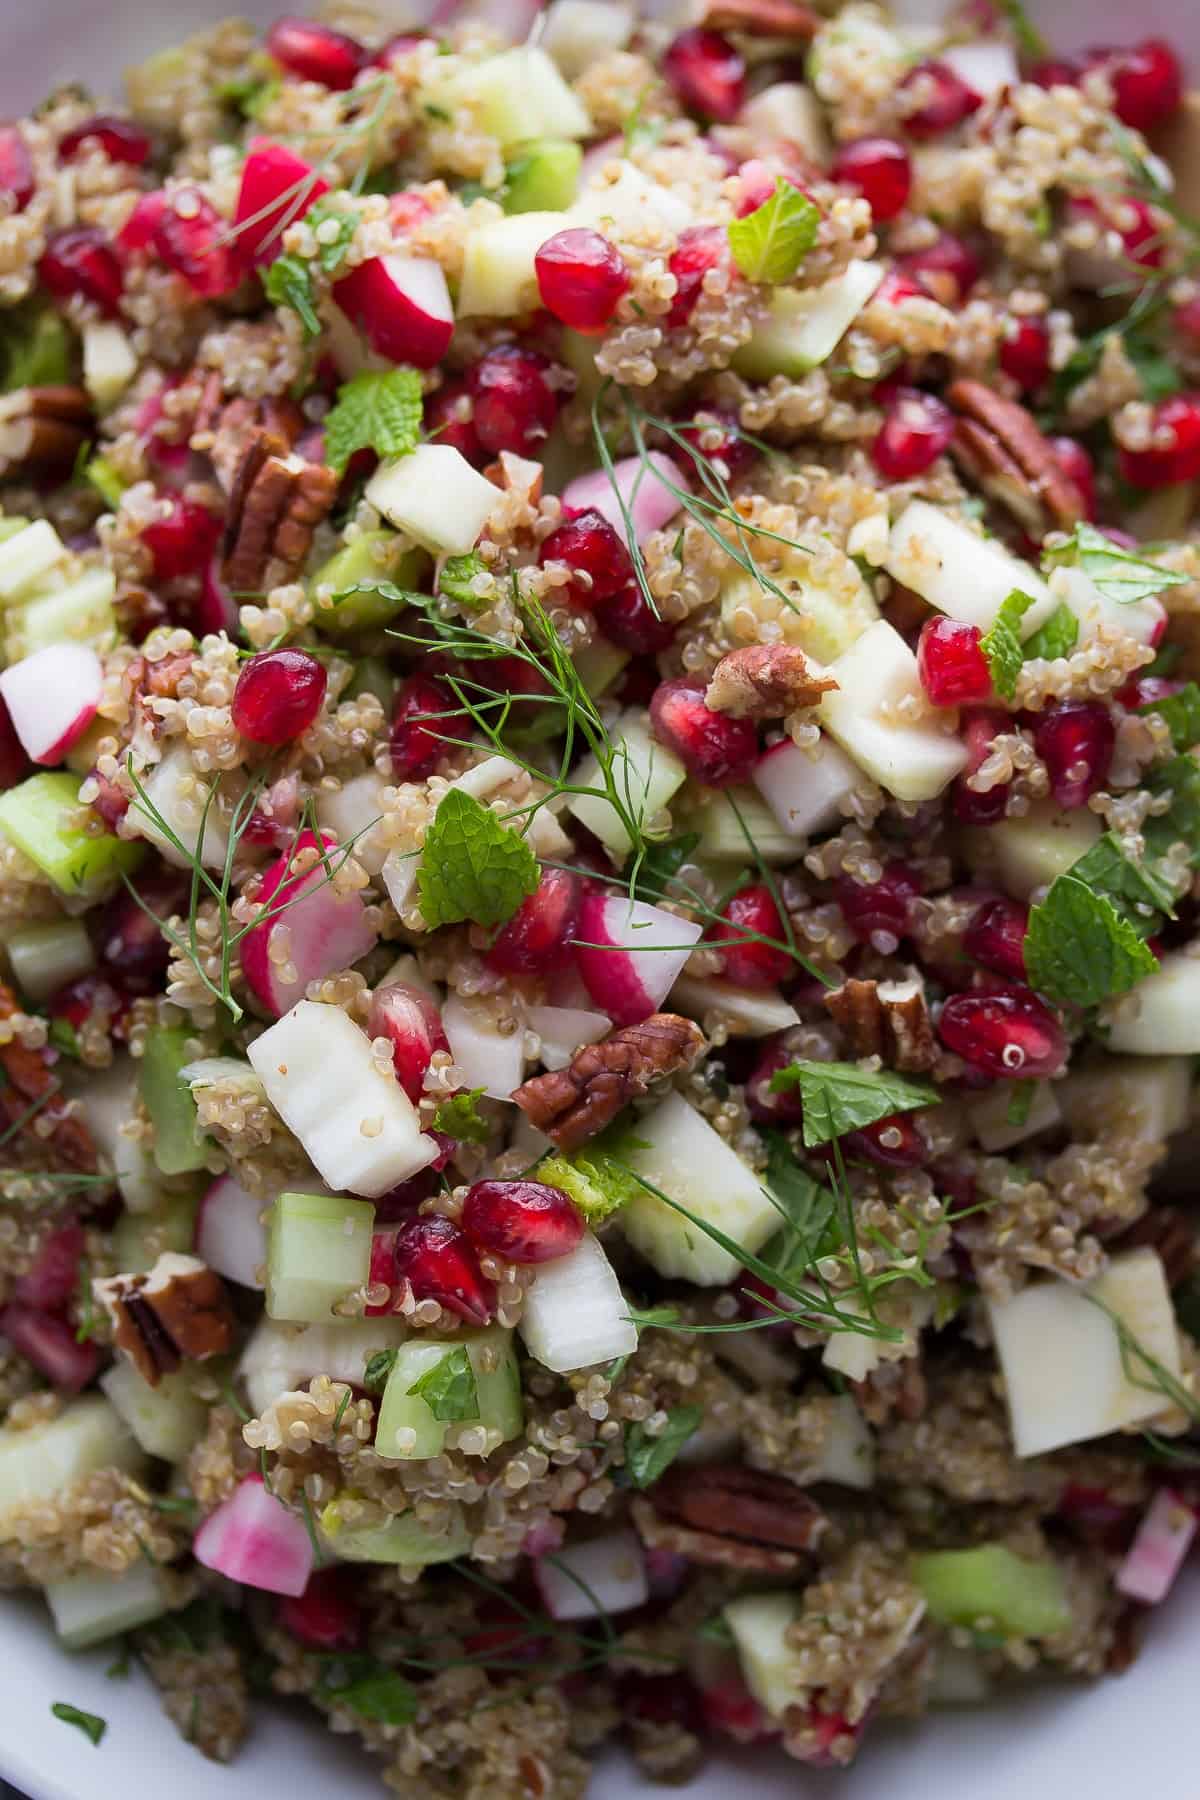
left=1125, top=337, right=1183, bottom=403
left=417, top=787, right=539, bottom=930
left=2, top=303, right=72, bottom=390
left=624, top=1404, right=703, bottom=1488
left=1139, top=680, right=1200, bottom=751
left=1021, top=602, right=1078, bottom=662
left=264, top=202, right=361, bottom=340
left=51, top=1703, right=106, bottom=1746
left=363, top=1347, right=398, bottom=1392
left=769, top=1061, right=938, bottom=1147
left=980, top=588, right=1037, bottom=701
left=316, top=1657, right=419, bottom=1725
left=406, top=1345, right=480, bottom=1422
left=438, top=551, right=488, bottom=608
left=1024, top=875, right=1158, bottom=1007
left=325, top=367, right=424, bottom=475
left=727, top=179, right=821, bottom=284
left=432, top=1086, right=489, bottom=1143
left=1043, top=522, right=1187, bottom=606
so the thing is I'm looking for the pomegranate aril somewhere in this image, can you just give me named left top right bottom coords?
left=390, top=1214, right=495, bottom=1324
left=14, top=1222, right=85, bottom=1311
left=620, top=1673, right=705, bottom=1735
left=0, top=125, right=33, bottom=211
left=1032, top=700, right=1114, bottom=809
left=899, top=232, right=982, bottom=304
left=59, top=115, right=152, bottom=165
left=938, top=985, right=1066, bottom=1078
left=706, top=882, right=792, bottom=988
left=425, top=379, right=482, bottom=464
left=266, top=16, right=366, bottom=89
left=1049, top=436, right=1097, bottom=518
left=700, top=1676, right=772, bottom=1743
left=841, top=1112, right=925, bottom=1168
left=462, top=1178, right=585, bottom=1265
left=667, top=225, right=726, bottom=327
left=917, top=616, right=992, bottom=705
left=90, top=870, right=189, bottom=984
left=468, top=345, right=558, bottom=457
left=873, top=268, right=924, bottom=307
left=141, top=498, right=221, bottom=581
left=367, top=980, right=449, bottom=1104
left=746, top=1035, right=806, bottom=1127
left=597, top=582, right=677, bottom=655
left=1102, top=38, right=1183, bottom=131
left=1118, top=393, right=1200, bottom=489
left=389, top=673, right=455, bottom=780
left=649, top=677, right=757, bottom=786
left=232, top=648, right=327, bottom=746
left=372, top=33, right=422, bottom=70
left=38, top=227, right=124, bottom=316
left=0, top=694, right=30, bottom=790
left=677, top=410, right=756, bottom=483
left=1175, top=295, right=1200, bottom=349
left=830, top=136, right=911, bottom=221
left=485, top=867, right=580, bottom=976
left=953, top=708, right=1011, bottom=825
left=535, top=227, right=629, bottom=333
left=0, top=1305, right=100, bottom=1393
left=87, top=766, right=128, bottom=830
left=964, top=895, right=1029, bottom=982
left=278, top=1567, right=362, bottom=1649
left=663, top=27, right=746, bottom=123
left=1028, top=58, right=1080, bottom=88
left=538, top=508, right=632, bottom=609
left=1069, top=194, right=1164, bottom=274
left=151, top=189, right=243, bottom=298
left=1117, top=673, right=1184, bottom=711
left=899, top=60, right=982, bottom=138
left=999, top=316, right=1051, bottom=393
left=835, top=861, right=919, bottom=947
left=49, top=973, right=131, bottom=1041
left=872, top=389, right=955, bottom=481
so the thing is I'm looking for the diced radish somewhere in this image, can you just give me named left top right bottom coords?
left=195, top=1174, right=267, bottom=1289
left=193, top=1474, right=314, bottom=1597
left=198, top=552, right=240, bottom=636
left=0, top=644, right=101, bottom=766
left=333, top=254, right=454, bottom=369
left=1116, top=1488, right=1198, bottom=1604
left=534, top=1528, right=648, bottom=1620
left=562, top=453, right=688, bottom=551
left=519, top=1229, right=637, bottom=1372
left=240, top=831, right=377, bottom=1019
left=239, top=1315, right=408, bottom=1415
left=442, top=994, right=526, bottom=1100
left=527, top=1003, right=611, bottom=1070
left=752, top=736, right=858, bottom=840
left=13, top=1222, right=86, bottom=1310
left=235, top=139, right=329, bottom=266
left=574, top=891, right=703, bottom=1026
left=0, top=1305, right=100, bottom=1392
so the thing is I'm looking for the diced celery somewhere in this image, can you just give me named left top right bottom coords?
left=0, top=519, right=64, bottom=602
left=85, top=453, right=129, bottom=510
left=46, top=1562, right=168, bottom=1649
left=100, top=1359, right=209, bottom=1463
left=0, top=771, right=143, bottom=898
left=5, top=567, right=117, bottom=658
left=7, top=916, right=94, bottom=1001
left=111, top=1192, right=199, bottom=1274
left=321, top=1500, right=471, bottom=1565
left=139, top=1027, right=209, bottom=1176
left=504, top=138, right=582, bottom=213
left=375, top=1325, right=523, bottom=1459
left=0, top=1396, right=145, bottom=1518
left=311, top=533, right=429, bottom=636
left=266, top=1191, right=375, bottom=1323
left=912, top=1545, right=1070, bottom=1639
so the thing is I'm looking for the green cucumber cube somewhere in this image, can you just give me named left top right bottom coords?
left=375, top=1326, right=523, bottom=1459
left=504, top=138, right=582, bottom=213
left=139, top=1027, right=209, bottom=1176
left=350, top=656, right=396, bottom=709
left=111, top=1192, right=198, bottom=1275
left=266, top=1191, right=376, bottom=1323
left=912, top=1544, right=1070, bottom=1639
left=0, top=1396, right=145, bottom=1519
left=311, top=533, right=429, bottom=636
left=5, top=567, right=117, bottom=658
left=46, top=1562, right=168, bottom=1649
left=322, top=1502, right=472, bottom=1565
left=100, top=1359, right=209, bottom=1463
left=0, top=771, right=143, bottom=898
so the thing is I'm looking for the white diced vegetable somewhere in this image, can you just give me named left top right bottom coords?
left=0, top=1396, right=145, bottom=1518
left=520, top=1230, right=637, bottom=1372
left=819, top=620, right=968, bottom=802
left=1107, top=953, right=1200, bottom=1055
left=46, top=1562, right=168, bottom=1649
left=442, top=994, right=526, bottom=1100
left=534, top=1529, right=647, bottom=1619
left=366, top=445, right=498, bottom=555
left=885, top=500, right=1055, bottom=634
left=566, top=714, right=687, bottom=861
left=100, top=1360, right=209, bottom=1463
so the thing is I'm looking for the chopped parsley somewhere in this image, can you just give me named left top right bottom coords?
left=315, top=1656, right=419, bottom=1725
left=406, top=1345, right=479, bottom=1422
left=50, top=1703, right=106, bottom=1746
left=979, top=588, right=1037, bottom=701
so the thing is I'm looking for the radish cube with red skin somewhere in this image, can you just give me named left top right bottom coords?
left=0, top=1305, right=100, bottom=1393
left=574, top=891, right=703, bottom=1026
left=235, top=139, right=329, bottom=265
left=1116, top=1488, right=1197, bottom=1604
left=193, top=1474, right=314, bottom=1596
left=333, top=255, right=454, bottom=369
left=240, top=830, right=377, bottom=1019
left=195, top=1174, right=268, bottom=1290
left=0, top=644, right=101, bottom=767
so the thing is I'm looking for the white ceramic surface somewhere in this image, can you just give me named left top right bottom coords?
left=1, top=2, right=1198, bottom=1796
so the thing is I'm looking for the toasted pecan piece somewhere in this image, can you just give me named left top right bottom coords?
left=634, top=1463, right=826, bottom=1574
left=824, top=975, right=936, bottom=1073
left=946, top=379, right=1086, bottom=534
left=1115, top=1205, right=1197, bottom=1291
left=197, top=389, right=304, bottom=492
left=513, top=1013, right=705, bottom=1150
left=703, top=0, right=820, bottom=36
left=705, top=643, right=837, bottom=721
left=0, top=385, right=93, bottom=479
left=222, top=443, right=338, bottom=594
left=0, top=981, right=96, bottom=1171
left=95, top=1252, right=235, bottom=1386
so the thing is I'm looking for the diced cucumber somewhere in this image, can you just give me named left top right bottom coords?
left=311, top=533, right=429, bottom=636
left=677, top=784, right=798, bottom=865
left=912, top=1545, right=1070, bottom=1639
left=722, top=1592, right=802, bottom=1718
left=1, top=306, right=71, bottom=390
left=719, top=540, right=878, bottom=666
left=0, top=771, right=143, bottom=898
left=375, top=1325, right=523, bottom=1460
left=0, top=519, right=63, bottom=603
left=423, top=46, right=592, bottom=148
left=100, top=1360, right=209, bottom=1463
left=960, top=801, right=1101, bottom=902
left=321, top=1500, right=472, bottom=1565
left=0, top=1397, right=145, bottom=1518
left=457, top=210, right=566, bottom=318
left=731, top=261, right=883, bottom=379
left=566, top=715, right=687, bottom=861
left=139, top=1027, right=208, bottom=1176
left=46, top=1562, right=168, bottom=1649
left=7, top=916, right=95, bottom=1001
left=111, top=1193, right=198, bottom=1274
left=504, top=138, right=582, bottom=213
left=266, top=1191, right=375, bottom=1323
left=84, top=453, right=128, bottom=512
left=5, top=568, right=117, bottom=659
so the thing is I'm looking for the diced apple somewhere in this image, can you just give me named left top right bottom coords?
left=423, top=46, right=592, bottom=148
left=457, top=211, right=566, bottom=317
left=752, top=735, right=859, bottom=840
left=885, top=500, right=1055, bottom=635
left=815, top=1393, right=876, bottom=1490
left=100, top=1359, right=209, bottom=1463
left=0, top=1396, right=145, bottom=1519
left=740, top=82, right=828, bottom=162
left=819, top=620, right=968, bottom=802
left=315, top=769, right=389, bottom=876
left=442, top=994, right=526, bottom=1100
left=82, top=320, right=137, bottom=412
left=1107, top=953, right=1200, bottom=1055
left=1051, top=563, right=1164, bottom=650
left=46, top=1563, right=168, bottom=1649
left=566, top=714, right=687, bottom=860
left=720, top=540, right=878, bottom=665
left=960, top=801, right=1102, bottom=901
left=679, top=783, right=801, bottom=865
left=366, top=445, right=498, bottom=556
left=1058, top=1056, right=1191, bottom=1144
left=669, top=974, right=799, bottom=1038
left=941, top=41, right=1020, bottom=96
left=528, top=1003, right=611, bottom=1070
left=333, top=254, right=454, bottom=367
left=127, top=744, right=233, bottom=871
left=968, top=1080, right=1062, bottom=1153
left=731, top=261, right=883, bottom=379
left=569, top=159, right=693, bottom=235
left=542, top=0, right=634, bottom=78
left=722, top=1593, right=803, bottom=1718
left=534, top=1530, right=647, bottom=1620
left=519, top=1230, right=637, bottom=1372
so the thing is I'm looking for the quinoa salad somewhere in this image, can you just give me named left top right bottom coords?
left=0, top=0, right=1199, bottom=1790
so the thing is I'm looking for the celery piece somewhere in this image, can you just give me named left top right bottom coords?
left=100, top=1359, right=208, bottom=1463
left=5, top=567, right=117, bottom=657
left=111, top=1192, right=199, bottom=1276
left=85, top=454, right=128, bottom=511
left=139, top=1028, right=209, bottom=1176
left=0, top=771, right=143, bottom=898
left=913, top=1545, right=1070, bottom=1639
left=312, top=533, right=429, bottom=636
left=46, top=1563, right=168, bottom=1650
left=0, top=518, right=64, bottom=602
left=266, top=1190, right=376, bottom=1323
left=503, top=138, right=582, bottom=213
left=321, top=1501, right=471, bottom=1566
left=375, top=1326, right=523, bottom=1459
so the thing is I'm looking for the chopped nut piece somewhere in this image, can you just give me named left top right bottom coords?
left=702, top=0, right=820, bottom=36
left=512, top=1014, right=706, bottom=1150
left=222, top=441, right=338, bottom=594
left=0, top=385, right=93, bottom=479
left=0, top=981, right=96, bottom=1172
left=824, top=975, right=936, bottom=1072
left=704, top=644, right=837, bottom=721
left=946, top=380, right=1086, bottom=533
left=195, top=388, right=304, bottom=493
left=634, top=1463, right=826, bottom=1573
left=95, top=1252, right=235, bottom=1386
left=1116, top=1205, right=1197, bottom=1292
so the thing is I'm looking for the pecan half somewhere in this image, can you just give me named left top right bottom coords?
left=0, top=982, right=96, bottom=1171
left=196, top=389, right=304, bottom=493
left=824, top=975, right=936, bottom=1073
left=702, top=0, right=820, bottom=37
left=634, top=1464, right=826, bottom=1574
left=705, top=644, right=837, bottom=721
left=0, top=385, right=92, bottom=479
left=513, top=1013, right=705, bottom=1151
left=222, top=442, right=338, bottom=595
left=946, top=379, right=1085, bottom=533
left=95, top=1252, right=235, bottom=1386
left=1115, top=1205, right=1197, bottom=1291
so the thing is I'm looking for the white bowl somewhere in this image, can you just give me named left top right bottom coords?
left=1, top=4, right=1198, bottom=1797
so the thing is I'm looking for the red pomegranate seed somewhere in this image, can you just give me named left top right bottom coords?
left=278, top=1567, right=362, bottom=1648
left=790, top=1703, right=861, bottom=1768
left=835, top=861, right=920, bottom=946
left=620, top=1673, right=705, bottom=1735
left=1028, top=58, right=1080, bottom=88
left=706, top=883, right=791, bottom=988
left=1056, top=1482, right=1135, bottom=1528
left=90, top=870, right=188, bottom=984
left=917, top=616, right=992, bottom=705
left=14, top=1222, right=85, bottom=1311
left=964, top=896, right=1029, bottom=982
left=1118, top=393, right=1200, bottom=489
left=538, top=508, right=633, bottom=609
left=649, top=677, right=757, bottom=786
left=266, top=16, right=366, bottom=89
left=0, top=694, right=30, bottom=790
left=667, top=225, right=726, bottom=327
left=389, top=673, right=455, bottom=779
left=426, top=378, right=482, bottom=464
left=873, top=268, right=924, bottom=307
left=1048, top=436, right=1097, bottom=518
left=872, top=389, right=955, bottom=481
left=1069, top=194, right=1164, bottom=273
left=468, top=345, right=558, bottom=457
left=1175, top=294, right=1200, bottom=349
left=38, top=227, right=123, bottom=316
left=1032, top=699, right=1114, bottom=808
left=535, top=227, right=629, bottom=333
left=150, top=189, right=243, bottom=298
left=841, top=1112, right=925, bottom=1168
left=598, top=583, right=677, bottom=655
left=999, top=315, right=1051, bottom=393
left=677, top=410, right=756, bottom=483
left=390, top=1214, right=495, bottom=1324
left=1100, top=38, right=1183, bottom=130
left=746, top=1035, right=806, bottom=1127
left=232, top=648, right=327, bottom=745
left=953, top=708, right=1011, bottom=825
left=372, top=33, right=422, bottom=69
left=0, top=1305, right=100, bottom=1393
left=86, top=767, right=128, bottom=830
left=899, top=60, right=982, bottom=138
left=0, top=125, right=33, bottom=211
left=663, top=28, right=746, bottom=123
left=899, top=232, right=982, bottom=305
left=1117, top=673, right=1184, bottom=710
left=59, top=114, right=152, bottom=165
left=141, top=498, right=221, bottom=581
left=831, top=136, right=912, bottom=221
left=462, top=1178, right=585, bottom=1264
left=367, top=980, right=449, bottom=1103
left=49, top=973, right=131, bottom=1042
left=700, top=1677, right=773, bottom=1743
left=485, top=867, right=580, bottom=975
left=938, top=985, right=1066, bottom=1078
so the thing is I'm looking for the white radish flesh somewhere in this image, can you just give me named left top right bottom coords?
left=195, top=1174, right=268, bottom=1289
left=1116, top=1489, right=1198, bottom=1604
left=562, top=452, right=687, bottom=550
left=333, top=254, right=454, bottom=368
left=535, top=1529, right=648, bottom=1620
left=520, top=1230, right=637, bottom=1372
left=752, top=736, right=858, bottom=839
left=239, top=832, right=378, bottom=1018
left=574, top=891, right=703, bottom=1027
left=442, top=994, right=526, bottom=1099
left=0, top=643, right=101, bottom=765
left=193, top=1474, right=314, bottom=1597
left=668, top=974, right=799, bottom=1038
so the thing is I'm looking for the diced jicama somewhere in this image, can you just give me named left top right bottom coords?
left=442, top=994, right=526, bottom=1100
left=315, top=770, right=389, bottom=875
left=669, top=974, right=799, bottom=1038
left=988, top=1248, right=1181, bottom=1456
left=247, top=1000, right=439, bottom=1198
left=961, top=800, right=1101, bottom=901
left=193, top=1474, right=313, bottom=1597
left=0, top=1396, right=145, bottom=1518
left=0, top=518, right=63, bottom=601
left=127, top=744, right=232, bottom=870
left=366, top=445, right=498, bottom=555
left=321, top=1502, right=471, bottom=1566
left=100, top=1359, right=209, bottom=1463
left=528, top=1003, right=611, bottom=1070
left=46, top=1562, right=168, bottom=1650
left=239, top=831, right=378, bottom=1019
left=561, top=453, right=686, bottom=551
left=1058, top=1056, right=1191, bottom=1146
left=520, top=1230, right=637, bottom=1372
left=195, top=1173, right=268, bottom=1289
left=266, top=1191, right=375, bottom=1323
left=1116, top=1488, right=1198, bottom=1604
left=0, top=643, right=101, bottom=765
left=238, top=1315, right=409, bottom=1416
left=885, top=500, right=1055, bottom=635
left=813, top=1394, right=875, bottom=1490
left=752, top=735, right=858, bottom=840
left=819, top=621, right=968, bottom=803
left=618, top=1091, right=778, bottom=1286
left=567, top=715, right=687, bottom=860
left=374, top=1326, right=523, bottom=1460
left=723, top=1593, right=802, bottom=1718
left=968, top=1080, right=1062, bottom=1153
left=1107, top=953, right=1200, bottom=1054
left=534, top=1529, right=647, bottom=1620
left=574, top=891, right=703, bottom=1027
left=7, top=916, right=94, bottom=1001
left=913, top=1545, right=1069, bottom=1638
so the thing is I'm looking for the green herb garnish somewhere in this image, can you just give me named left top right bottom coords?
left=727, top=178, right=820, bottom=284
left=1024, top=875, right=1158, bottom=1008
left=624, top=1405, right=702, bottom=1488
left=407, top=1346, right=480, bottom=1423
left=432, top=1086, right=490, bottom=1143
left=325, top=366, right=424, bottom=475
left=417, top=787, right=539, bottom=929
left=50, top=1703, right=106, bottom=1746
left=1043, top=522, right=1187, bottom=607
left=1021, top=602, right=1078, bottom=662
left=980, top=589, right=1037, bottom=700
left=768, top=1061, right=938, bottom=1147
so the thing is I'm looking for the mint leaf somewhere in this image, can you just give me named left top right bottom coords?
left=325, top=367, right=424, bottom=475
left=406, top=1345, right=479, bottom=1422
left=1139, top=681, right=1200, bottom=752
left=417, top=787, right=538, bottom=929
left=363, top=1347, right=398, bottom=1392
left=1069, top=833, right=1174, bottom=932
left=1143, top=754, right=1200, bottom=867
left=51, top=1703, right=106, bottom=1746
left=432, top=1086, right=489, bottom=1142
left=438, top=551, right=489, bottom=608
left=760, top=1131, right=837, bottom=1278
left=769, top=1061, right=938, bottom=1147
left=264, top=252, right=322, bottom=337
left=727, top=179, right=821, bottom=284
left=624, top=1404, right=702, bottom=1488
left=980, top=588, right=1037, bottom=701
left=1125, top=338, right=1183, bottom=403
left=48, top=1016, right=81, bottom=1059
left=3, top=304, right=72, bottom=389
left=316, top=1657, right=418, bottom=1724
left=1044, top=522, right=1187, bottom=606
left=1024, top=875, right=1158, bottom=1007
left=1021, top=602, right=1078, bottom=662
